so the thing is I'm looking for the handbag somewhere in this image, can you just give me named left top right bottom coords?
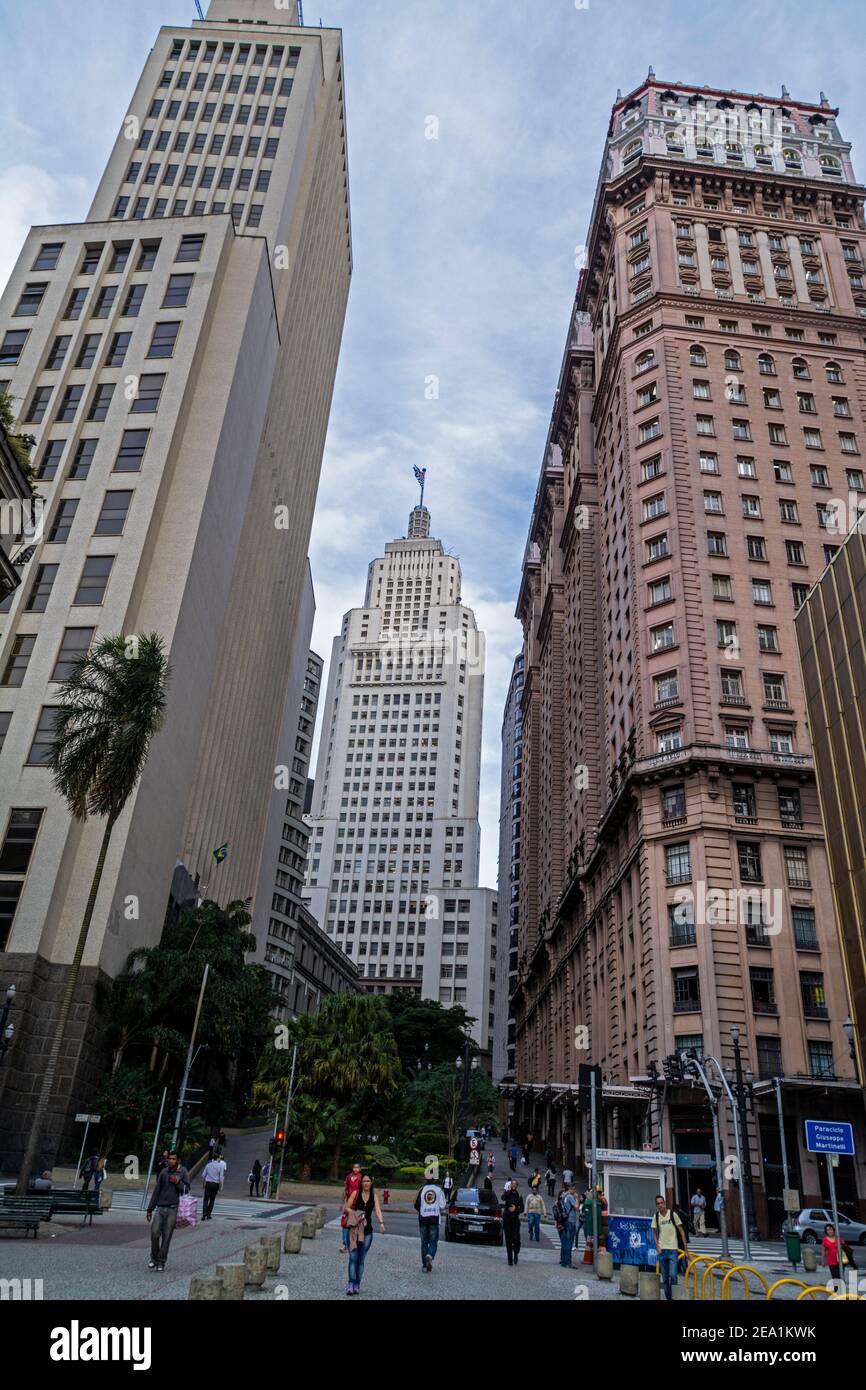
left=176, top=1194, right=198, bottom=1228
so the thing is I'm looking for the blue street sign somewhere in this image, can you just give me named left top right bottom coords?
left=804, top=1119, right=855, bottom=1156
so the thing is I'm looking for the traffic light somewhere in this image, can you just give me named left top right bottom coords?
left=275, top=1129, right=285, bottom=1145
left=647, top=1060, right=660, bottom=1086
left=662, top=1053, right=684, bottom=1085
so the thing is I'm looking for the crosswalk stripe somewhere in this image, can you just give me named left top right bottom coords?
left=106, top=1190, right=310, bottom=1222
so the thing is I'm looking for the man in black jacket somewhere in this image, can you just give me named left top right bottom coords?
left=146, top=1152, right=190, bottom=1271
left=502, top=1179, right=524, bottom=1267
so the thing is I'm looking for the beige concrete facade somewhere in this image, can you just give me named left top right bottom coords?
left=510, top=79, right=866, bottom=1232
left=0, top=0, right=350, bottom=1165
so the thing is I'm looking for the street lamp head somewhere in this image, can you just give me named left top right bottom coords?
left=843, top=1016, right=854, bottom=1042
left=5, top=984, right=15, bottom=1002
left=3, top=1024, right=13, bottom=1042
left=455, top=1056, right=463, bottom=1069
left=730, top=1025, right=740, bottom=1044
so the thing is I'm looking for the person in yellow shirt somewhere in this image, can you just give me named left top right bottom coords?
left=651, top=1193, right=689, bottom=1300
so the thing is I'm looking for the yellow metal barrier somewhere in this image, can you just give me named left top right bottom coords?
left=765, top=1277, right=811, bottom=1300
left=701, top=1259, right=734, bottom=1301
left=720, top=1264, right=770, bottom=1301
left=797, top=1286, right=831, bottom=1299
left=683, top=1253, right=718, bottom=1296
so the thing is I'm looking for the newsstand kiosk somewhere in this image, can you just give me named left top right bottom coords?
left=595, top=1147, right=676, bottom=1268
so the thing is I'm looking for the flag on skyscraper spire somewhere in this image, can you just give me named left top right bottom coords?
left=413, top=466, right=426, bottom=486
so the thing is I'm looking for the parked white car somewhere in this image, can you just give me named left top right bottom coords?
left=793, top=1207, right=866, bottom=1245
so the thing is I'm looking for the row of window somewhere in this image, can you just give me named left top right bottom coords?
left=637, top=346, right=848, bottom=382
left=646, top=529, right=838, bottom=572
left=668, top=902, right=818, bottom=949
left=9, top=234, right=204, bottom=323
left=644, top=488, right=861, bottom=526
left=672, top=964, right=829, bottom=1022
left=675, top=1030, right=836, bottom=1081
left=664, top=839, right=811, bottom=887
left=639, top=411, right=860, bottom=454
left=625, top=130, right=844, bottom=175
left=166, top=38, right=300, bottom=66
left=653, top=668, right=793, bottom=710
left=662, top=781, right=802, bottom=825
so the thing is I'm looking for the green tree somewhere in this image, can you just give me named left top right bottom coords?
left=255, top=993, right=401, bottom=1179
left=0, top=390, right=37, bottom=484
left=16, top=634, right=170, bottom=1193
left=94, top=1064, right=156, bottom=1158
left=384, top=994, right=479, bottom=1074
left=403, top=1063, right=499, bottom=1157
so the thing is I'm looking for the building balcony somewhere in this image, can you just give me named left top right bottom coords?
left=803, top=1004, right=829, bottom=1019
left=662, top=814, right=687, bottom=828
left=735, top=814, right=758, bottom=825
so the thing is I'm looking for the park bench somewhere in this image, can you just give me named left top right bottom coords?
left=0, top=1196, right=53, bottom=1238
left=48, top=1189, right=104, bottom=1225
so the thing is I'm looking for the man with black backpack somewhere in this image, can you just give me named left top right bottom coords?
left=554, top=1184, right=579, bottom=1267
left=502, top=1179, right=524, bottom=1266
left=651, top=1192, right=689, bottom=1300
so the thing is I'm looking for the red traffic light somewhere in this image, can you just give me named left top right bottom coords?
left=275, top=1130, right=285, bottom=1144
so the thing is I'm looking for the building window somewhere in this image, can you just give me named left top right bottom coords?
left=750, top=966, right=776, bottom=1014
left=122, top=284, right=147, bottom=317
left=27, top=706, right=60, bottom=765
left=87, top=383, right=115, bottom=421
left=756, top=1036, right=783, bottom=1079
left=0, top=809, right=44, bottom=948
left=669, top=900, right=695, bottom=946
left=114, top=429, right=149, bottom=473
left=13, top=283, right=48, bottom=317
left=672, top=967, right=700, bottom=1013
left=26, top=564, right=59, bottom=613
left=25, top=386, right=53, bottom=424
left=177, top=234, right=205, bottom=262
left=73, top=555, right=114, bottom=606
left=792, top=906, right=817, bottom=950
left=146, top=322, right=180, bottom=359
left=662, top=784, right=686, bottom=822
left=784, top=844, right=810, bottom=888
left=0, top=329, right=28, bottom=364
left=2, top=635, right=37, bottom=687
left=51, top=627, right=94, bottom=681
left=130, top=375, right=166, bottom=413
left=800, top=971, right=827, bottom=1018
left=665, top=842, right=691, bottom=885
left=737, top=841, right=762, bottom=882
left=808, top=1041, right=834, bottom=1079
left=47, top=498, right=78, bottom=543
left=162, top=274, right=193, bottom=308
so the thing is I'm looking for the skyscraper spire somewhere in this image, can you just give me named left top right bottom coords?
left=407, top=506, right=431, bottom=539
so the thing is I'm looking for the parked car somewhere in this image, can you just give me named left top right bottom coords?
left=445, top=1187, right=503, bottom=1245
left=793, top=1207, right=866, bottom=1245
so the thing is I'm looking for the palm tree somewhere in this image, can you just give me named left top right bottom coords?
left=16, top=633, right=170, bottom=1193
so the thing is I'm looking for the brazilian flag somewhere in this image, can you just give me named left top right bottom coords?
left=213, top=843, right=229, bottom=865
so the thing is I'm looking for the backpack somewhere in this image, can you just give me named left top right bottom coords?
left=552, top=1196, right=567, bottom=1228
left=82, top=1157, right=95, bottom=1178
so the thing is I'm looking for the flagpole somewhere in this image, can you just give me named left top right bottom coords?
left=420, top=475, right=425, bottom=509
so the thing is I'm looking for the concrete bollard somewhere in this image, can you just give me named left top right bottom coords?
left=639, top=1270, right=660, bottom=1301
left=619, top=1264, right=639, bottom=1297
left=284, top=1222, right=303, bottom=1254
left=301, top=1211, right=318, bottom=1240
left=244, top=1244, right=269, bottom=1287
left=597, top=1250, right=614, bottom=1281
left=672, top=1280, right=691, bottom=1301
left=99, top=1188, right=113, bottom=1210
left=802, top=1246, right=818, bottom=1273
left=217, top=1263, right=246, bottom=1301
left=188, top=1276, right=224, bottom=1301
left=314, top=1205, right=327, bottom=1230
left=260, top=1233, right=282, bottom=1272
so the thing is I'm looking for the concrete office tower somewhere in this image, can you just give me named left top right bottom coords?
left=509, top=78, right=866, bottom=1230
left=493, top=653, right=523, bottom=1084
left=796, top=519, right=866, bottom=1093
left=250, top=566, right=360, bottom=1017
left=305, top=507, right=498, bottom=1049
left=0, top=0, right=351, bottom=1164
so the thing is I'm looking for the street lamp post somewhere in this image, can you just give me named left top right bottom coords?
left=684, top=1053, right=729, bottom=1261
left=455, top=1041, right=478, bottom=1169
left=730, top=1027, right=759, bottom=1241
left=0, top=985, right=16, bottom=1067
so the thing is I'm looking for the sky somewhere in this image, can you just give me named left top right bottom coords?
left=1, top=0, right=864, bottom=889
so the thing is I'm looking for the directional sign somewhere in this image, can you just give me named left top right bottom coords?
left=75, top=1113, right=101, bottom=1124
left=804, top=1120, right=855, bottom=1156
left=469, top=1137, right=480, bottom=1150
left=469, top=1150, right=481, bottom=1165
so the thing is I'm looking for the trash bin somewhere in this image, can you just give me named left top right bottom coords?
left=784, top=1230, right=802, bottom=1268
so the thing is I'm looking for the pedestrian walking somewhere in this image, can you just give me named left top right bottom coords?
left=526, top=1188, right=545, bottom=1242
left=500, top=1125, right=509, bottom=1150
left=502, top=1180, right=524, bottom=1266
left=545, top=1165, right=557, bottom=1197
left=201, top=1151, right=226, bottom=1220
left=529, top=1167, right=541, bottom=1193
left=80, top=1153, right=99, bottom=1194
left=562, top=1165, right=574, bottom=1187
left=261, top=1159, right=271, bottom=1193
left=218, top=1130, right=227, bottom=1150
left=690, top=1187, right=707, bottom=1236
left=652, top=1194, right=689, bottom=1300
left=556, top=1185, right=579, bottom=1267
left=509, top=1143, right=518, bottom=1172
left=146, top=1151, right=190, bottom=1271
left=822, top=1223, right=843, bottom=1282
left=248, top=1158, right=262, bottom=1198
left=487, top=1152, right=495, bottom=1176
left=414, top=1179, right=446, bottom=1273
left=544, top=1144, right=553, bottom=1168
left=443, top=1169, right=454, bottom=1203
left=341, top=1162, right=363, bottom=1252
left=344, top=1173, right=385, bottom=1296
left=521, top=1140, right=530, bottom=1164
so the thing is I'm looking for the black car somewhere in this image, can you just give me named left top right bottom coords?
left=444, top=1187, right=503, bottom=1245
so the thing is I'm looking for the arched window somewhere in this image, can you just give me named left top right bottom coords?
left=753, top=144, right=773, bottom=163
left=724, top=350, right=742, bottom=372
left=757, top=353, right=776, bottom=377
left=665, top=130, right=684, bottom=152
left=783, top=148, right=802, bottom=166
left=689, top=344, right=707, bottom=367
left=695, top=136, right=714, bottom=156
left=623, top=140, right=642, bottom=165
left=725, top=141, right=743, bottom=159
left=819, top=154, right=842, bottom=174
left=792, top=356, right=810, bottom=381
left=635, top=349, right=656, bottom=374
left=825, top=361, right=844, bottom=384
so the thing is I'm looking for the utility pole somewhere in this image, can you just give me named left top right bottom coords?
left=273, top=1044, right=297, bottom=1199
left=730, top=1027, right=758, bottom=1240
left=685, top=1054, right=729, bottom=1261
left=171, top=963, right=209, bottom=1151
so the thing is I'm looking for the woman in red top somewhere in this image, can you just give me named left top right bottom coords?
left=341, top=1164, right=362, bottom=1252
left=822, top=1223, right=841, bottom=1281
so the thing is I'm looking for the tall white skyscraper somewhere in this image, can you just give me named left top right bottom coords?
left=305, top=506, right=497, bottom=1049
left=0, top=0, right=351, bottom=1166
